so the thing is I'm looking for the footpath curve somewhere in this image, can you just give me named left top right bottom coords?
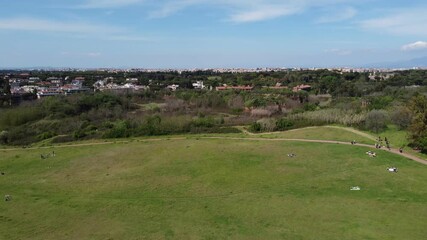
left=202, top=136, right=427, bottom=166
left=2, top=135, right=427, bottom=166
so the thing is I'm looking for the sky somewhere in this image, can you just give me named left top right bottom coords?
left=1, top=0, right=427, bottom=68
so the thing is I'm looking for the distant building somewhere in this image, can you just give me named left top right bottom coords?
left=166, top=84, right=180, bottom=91
left=292, top=84, right=311, bottom=92
left=192, top=81, right=205, bottom=89
left=47, top=77, right=63, bottom=86
left=216, top=85, right=253, bottom=91
left=94, top=81, right=149, bottom=92
left=62, top=84, right=90, bottom=95
left=264, top=83, right=288, bottom=90
left=126, top=78, right=139, bottom=83
left=71, top=79, right=84, bottom=87
left=37, top=88, right=62, bottom=99
left=19, top=73, right=30, bottom=79
left=28, top=77, right=40, bottom=83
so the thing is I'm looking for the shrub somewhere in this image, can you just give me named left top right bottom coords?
left=37, top=131, right=55, bottom=141
left=365, top=110, right=389, bottom=133
left=73, top=129, right=87, bottom=139
left=0, top=130, right=8, bottom=144
left=391, top=107, right=412, bottom=130
left=276, top=119, right=294, bottom=131
left=303, top=103, right=317, bottom=111
left=192, top=117, right=215, bottom=128
left=289, top=108, right=366, bottom=126
left=51, top=135, right=74, bottom=144
left=6, top=126, right=37, bottom=145
left=249, top=122, right=262, bottom=132
left=0, top=107, right=44, bottom=128
left=251, top=108, right=272, bottom=117
left=103, top=120, right=131, bottom=138
left=257, top=118, right=276, bottom=132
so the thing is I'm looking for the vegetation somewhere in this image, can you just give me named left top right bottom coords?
left=2, top=69, right=427, bottom=153
left=1, top=135, right=426, bottom=239
left=2, top=68, right=427, bottom=238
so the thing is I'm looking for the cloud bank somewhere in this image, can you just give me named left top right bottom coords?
left=402, top=41, right=427, bottom=51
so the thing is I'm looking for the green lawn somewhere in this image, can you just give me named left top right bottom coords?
left=258, top=126, right=376, bottom=145
left=360, top=125, right=427, bottom=160
left=1, top=136, right=427, bottom=239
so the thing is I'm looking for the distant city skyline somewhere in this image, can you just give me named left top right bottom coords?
left=1, top=0, right=427, bottom=68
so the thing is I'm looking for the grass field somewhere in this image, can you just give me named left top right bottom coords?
left=257, top=126, right=376, bottom=144
left=1, top=131, right=427, bottom=239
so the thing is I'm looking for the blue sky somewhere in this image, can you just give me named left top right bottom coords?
left=1, top=0, right=427, bottom=68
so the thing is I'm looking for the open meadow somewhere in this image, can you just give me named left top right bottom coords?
left=1, top=130, right=427, bottom=239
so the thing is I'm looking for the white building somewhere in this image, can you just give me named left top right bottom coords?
left=192, top=81, right=205, bottom=89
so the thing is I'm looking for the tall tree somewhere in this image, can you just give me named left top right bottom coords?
left=408, top=95, right=427, bottom=151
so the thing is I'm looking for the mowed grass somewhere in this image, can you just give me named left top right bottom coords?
left=1, top=138, right=427, bottom=239
left=258, top=126, right=376, bottom=144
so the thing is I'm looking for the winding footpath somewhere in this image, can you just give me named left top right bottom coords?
left=2, top=128, right=427, bottom=166
left=203, top=136, right=427, bottom=166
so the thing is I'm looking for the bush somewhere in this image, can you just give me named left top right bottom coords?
left=276, top=119, right=294, bottom=131
left=410, top=137, right=427, bottom=154
left=73, top=129, right=87, bottom=139
left=103, top=120, right=132, bottom=138
left=0, top=107, right=44, bottom=128
left=249, top=122, right=262, bottom=132
left=289, top=108, right=366, bottom=126
left=6, top=126, right=37, bottom=145
left=37, top=131, right=55, bottom=141
left=77, top=93, right=123, bottom=113
left=190, top=126, right=241, bottom=134
left=51, top=135, right=74, bottom=144
left=0, top=130, right=8, bottom=144
left=303, top=103, right=317, bottom=111
left=391, top=107, right=412, bottom=130
left=192, top=117, right=215, bottom=128
left=257, top=118, right=276, bottom=132
left=365, top=110, right=389, bottom=133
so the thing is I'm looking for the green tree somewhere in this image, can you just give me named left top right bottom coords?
left=0, top=130, right=8, bottom=144
left=3, top=80, right=11, bottom=95
left=365, top=110, right=389, bottom=133
left=391, top=107, right=412, bottom=130
left=408, top=95, right=427, bottom=151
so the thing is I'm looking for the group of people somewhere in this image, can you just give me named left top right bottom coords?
left=375, top=136, right=391, bottom=150
left=375, top=136, right=404, bottom=153
left=4, top=195, right=11, bottom=202
left=40, top=151, right=56, bottom=159
left=366, top=151, right=377, bottom=157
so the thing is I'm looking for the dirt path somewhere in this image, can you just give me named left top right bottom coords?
left=324, top=126, right=378, bottom=141
left=202, top=137, right=427, bottom=165
left=2, top=134, right=426, bottom=166
left=238, top=125, right=378, bottom=142
left=236, top=126, right=320, bottom=136
left=0, top=138, right=187, bottom=151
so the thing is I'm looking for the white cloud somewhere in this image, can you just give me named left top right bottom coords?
left=402, top=41, right=427, bottom=51
left=0, top=17, right=120, bottom=34
left=0, top=17, right=152, bottom=42
left=316, top=6, right=357, bottom=23
left=89, top=0, right=358, bottom=23
left=148, top=0, right=198, bottom=19
left=107, top=35, right=150, bottom=41
left=61, top=52, right=102, bottom=57
left=78, top=0, right=143, bottom=9
left=228, top=5, right=302, bottom=23
left=360, top=7, right=427, bottom=36
left=325, top=49, right=352, bottom=56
